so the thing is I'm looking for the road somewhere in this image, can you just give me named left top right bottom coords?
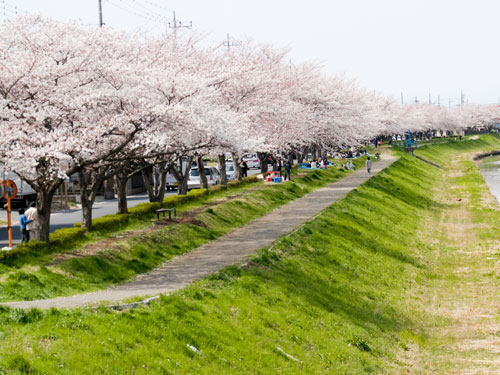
left=0, top=170, right=261, bottom=248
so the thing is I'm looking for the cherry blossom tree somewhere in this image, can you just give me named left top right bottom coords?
left=0, top=17, right=162, bottom=238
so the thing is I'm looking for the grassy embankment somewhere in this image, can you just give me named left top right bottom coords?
left=0, top=135, right=498, bottom=374
left=0, top=159, right=366, bottom=302
left=390, top=135, right=500, bottom=374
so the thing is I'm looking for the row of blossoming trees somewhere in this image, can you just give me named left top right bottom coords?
left=1, top=17, right=499, bottom=242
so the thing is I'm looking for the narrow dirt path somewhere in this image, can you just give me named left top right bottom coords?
left=3, top=156, right=396, bottom=309
left=393, top=153, right=500, bottom=374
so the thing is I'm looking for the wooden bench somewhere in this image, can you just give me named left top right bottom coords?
left=155, top=208, right=176, bottom=220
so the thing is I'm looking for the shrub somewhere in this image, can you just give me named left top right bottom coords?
left=49, top=227, right=87, bottom=246
left=186, top=188, right=208, bottom=199
left=128, top=202, right=161, bottom=217
left=0, top=240, right=48, bottom=264
left=228, top=175, right=259, bottom=187
left=162, top=189, right=208, bottom=207
left=90, top=214, right=130, bottom=231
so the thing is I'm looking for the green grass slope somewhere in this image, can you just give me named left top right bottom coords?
left=0, top=135, right=498, bottom=374
left=0, top=161, right=365, bottom=302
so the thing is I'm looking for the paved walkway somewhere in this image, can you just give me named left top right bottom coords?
left=3, top=156, right=396, bottom=309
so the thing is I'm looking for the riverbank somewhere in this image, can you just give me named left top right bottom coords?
left=391, top=136, right=500, bottom=374
left=0, top=135, right=498, bottom=373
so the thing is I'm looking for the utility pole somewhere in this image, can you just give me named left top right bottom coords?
left=460, top=91, right=465, bottom=105
left=98, top=0, right=103, bottom=27
left=429, top=93, right=431, bottom=104
left=168, top=11, right=192, bottom=38
left=224, top=33, right=242, bottom=51
left=401, top=92, right=404, bottom=104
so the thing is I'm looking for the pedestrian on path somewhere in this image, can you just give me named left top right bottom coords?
left=284, top=160, right=292, bottom=181
left=25, top=202, right=38, bottom=241
left=241, top=161, right=248, bottom=178
left=366, top=157, right=372, bottom=173
left=18, top=208, right=33, bottom=243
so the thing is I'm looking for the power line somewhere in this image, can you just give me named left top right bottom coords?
left=126, top=0, right=168, bottom=17
left=106, top=0, right=168, bottom=24
left=0, top=0, right=29, bottom=19
left=136, top=0, right=169, bottom=12
left=120, top=0, right=167, bottom=20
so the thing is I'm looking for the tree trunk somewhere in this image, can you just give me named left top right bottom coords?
left=297, top=151, right=304, bottom=164
left=103, top=174, right=115, bottom=200
left=115, top=173, right=128, bottom=214
left=257, top=152, right=268, bottom=174
left=170, top=156, right=193, bottom=195
left=79, top=169, right=92, bottom=231
left=232, top=152, right=242, bottom=181
left=141, top=163, right=168, bottom=203
left=311, top=145, right=318, bottom=160
left=141, top=167, right=153, bottom=200
left=78, top=168, right=106, bottom=232
left=197, top=156, right=208, bottom=189
left=36, top=185, right=60, bottom=243
left=81, top=197, right=93, bottom=232
left=218, top=154, right=227, bottom=186
left=271, top=155, right=278, bottom=172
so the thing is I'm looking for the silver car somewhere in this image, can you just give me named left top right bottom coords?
left=188, top=167, right=221, bottom=189
left=242, top=154, right=260, bottom=169
left=223, top=163, right=236, bottom=180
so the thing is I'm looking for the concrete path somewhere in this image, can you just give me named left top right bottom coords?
left=3, top=156, right=396, bottom=309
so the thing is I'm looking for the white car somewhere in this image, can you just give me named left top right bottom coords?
left=166, top=172, right=178, bottom=191
left=242, top=154, right=260, bottom=169
left=188, top=167, right=220, bottom=189
left=223, top=163, right=236, bottom=180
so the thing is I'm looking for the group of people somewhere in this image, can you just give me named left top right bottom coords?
left=18, top=203, right=38, bottom=243
left=331, top=147, right=368, bottom=159
left=271, top=158, right=293, bottom=181
left=309, top=157, right=329, bottom=169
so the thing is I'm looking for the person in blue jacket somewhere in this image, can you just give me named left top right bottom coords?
left=19, top=208, right=33, bottom=243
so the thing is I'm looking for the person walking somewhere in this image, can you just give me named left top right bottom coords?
left=25, top=202, right=38, bottom=241
left=284, top=160, right=292, bottom=181
left=18, top=208, right=33, bottom=243
left=366, top=157, right=372, bottom=173
left=241, top=161, right=248, bottom=178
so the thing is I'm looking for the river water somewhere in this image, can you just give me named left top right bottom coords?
left=478, top=155, right=500, bottom=204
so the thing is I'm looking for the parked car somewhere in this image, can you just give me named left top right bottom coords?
left=242, top=154, right=260, bottom=169
left=221, top=163, right=236, bottom=181
left=188, top=167, right=220, bottom=189
left=166, top=172, right=178, bottom=191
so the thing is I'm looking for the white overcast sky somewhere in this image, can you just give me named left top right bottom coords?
left=2, top=0, right=499, bottom=104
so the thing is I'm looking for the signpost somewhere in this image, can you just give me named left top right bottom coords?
left=1, top=180, right=17, bottom=248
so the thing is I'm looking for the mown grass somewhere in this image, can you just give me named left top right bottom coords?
left=0, top=136, right=499, bottom=374
left=0, top=161, right=365, bottom=302
left=0, top=147, right=451, bottom=374
left=390, top=135, right=500, bottom=373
